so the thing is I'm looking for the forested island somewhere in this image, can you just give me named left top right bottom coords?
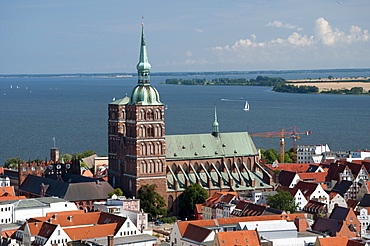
left=164, top=76, right=370, bottom=95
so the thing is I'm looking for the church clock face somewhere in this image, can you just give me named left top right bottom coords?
left=66, top=164, right=71, bottom=169
left=57, top=164, right=61, bottom=169
left=48, top=165, right=53, bottom=170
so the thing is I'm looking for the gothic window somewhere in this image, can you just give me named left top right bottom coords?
left=141, top=161, right=147, bottom=173
left=247, top=158, right=252, bottom=170
left=156, top=142, right=162, bottom=154
left=156, top=125, right=161, bottom=137
left=147, top=109, right=154, bottom=120
left=157, top=160, right=163, bottom=172
left=147, top=125, right=154, bottom=137
left=155, top=109, right=162, bottom=120
left=140, top=143, right=146, bottom=156
left=148, top=142, right=154, bottom=155
left=149, top=160, right=154, bottom=173
left=140, top=110, right=145, bottom=120
left=168, top=195, right=174, bottom=212
left=140, top=125, right=145, bottom=137
left=122, top=109, right=125, bottom=119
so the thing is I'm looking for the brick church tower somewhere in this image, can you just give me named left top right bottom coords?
left=108, top=24, right=167, bottom=199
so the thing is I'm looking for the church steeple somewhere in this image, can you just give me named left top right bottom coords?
left=212, top=106, right=219, bottom=137
left=129, top=24, right=162, bottom=106
left=136, top=24, right=151, bottom=85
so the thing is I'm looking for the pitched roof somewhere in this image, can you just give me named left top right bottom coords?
left=63, top=223, right=117, bottom=240
left=175, top=213, right=307, bottom=237
left=0, top=186, right=15, bottom=196
left=18, top=174, right=113, bottom=201
left=297, top=172, right=327, bottom=183
left=267, top=163, right=317, bottom=173
left=216, top=230, right=260, bottom=246
left=182, top=223, right=213, bottom=243
left=295, top=181, right=319, bottom=198
left=317, top=236, right=349, bottom=246
left=346, top=199, right=359, bottom=210
left=165, top=132, right=258, bottom=160
left=312, top=217, right=345, bottom=236
left=279, top=171, right=297, bottom=187
left=329, top=206, right=350, bottom=221
left=332, top=180, right=353, bottom=197
left=359, top=194, right=370, bottom=207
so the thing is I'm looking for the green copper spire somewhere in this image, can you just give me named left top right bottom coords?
left=212, top=105, right=219, bottom=137
left=136, top=24, right=151, bottom=85
left=129, top=24, right=163, bottom=106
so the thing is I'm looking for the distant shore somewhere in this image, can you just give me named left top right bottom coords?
left=287, top=77, right=370, bottom=91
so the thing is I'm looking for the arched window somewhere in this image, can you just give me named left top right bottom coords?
left=147, top=125, right=154, bottom=137
left=155, top=124, right=161, bottom=137
left=148, top=142, right=154, bottom=155
left=147, top=109, right=154, bottom=120
left=122, top=109, right=125, bottom=119
left=156, top=142, right=162, bottom=154
left=168, top=195, right=174, bottom=212
left=155, top=109, right=162, bottom=120
left=157, top=160, right=163, bottom=172
left=141, top=161, right=147, bottom=173
left=140, top=143, right=146, bottom=156
left=140, top=110, right=145, bottom=120
left=140, top=125, right=145, bottom=137
left=149, top=160, right=154, bottom=173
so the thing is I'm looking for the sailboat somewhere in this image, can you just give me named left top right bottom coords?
left=243, top=101, right=250, bottom=111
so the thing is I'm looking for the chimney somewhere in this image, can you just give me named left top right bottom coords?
left=107, top=235, right=114, bottom=246
left=53, top=214, right=57, bottom=219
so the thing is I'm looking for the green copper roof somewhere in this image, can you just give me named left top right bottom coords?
left=109, top=96, right=130, bottom=105
left=165, top=132, right=258, bottom=160
left=136, top=24, right=151, bottom=72
left=128, top=24, right=162, bottom=106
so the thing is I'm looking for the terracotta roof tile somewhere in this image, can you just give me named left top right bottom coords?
left=64, top=223, right=117, bottom=240
left=0, top=186, right=15, bottom=196
left=216, top=230, right=260, bottom=246
left=267, top=163, right=318, bottom=173
left=298, top=172, right=327, bottom=183
left=317, top=236, right=349, bottom=246
left=176, top=213, right=306, bottom=237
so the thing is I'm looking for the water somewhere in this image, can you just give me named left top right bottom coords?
left=0, top=72, right=369, bottom=165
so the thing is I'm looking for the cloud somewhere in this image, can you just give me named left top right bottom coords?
left=266, top=20, right=302, bottom=31
left=315, top=17, right=370, bottom=46
left=186, top=51, right=193, bottom=57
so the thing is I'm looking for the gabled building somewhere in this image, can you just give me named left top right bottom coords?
left=280, top=186, right=308, bottom=211
left=202, top=192, right=239, bottom=220
left=0, top=197, right=78, bottom=225
left=332, top=180, right=361, bottom=201
left=170, top=213, right=310, bottom=246
left=11, top=210, right=146, bottom=246
left=327, top=192, right=347, bottom=213
left=18, top=173, right=113, bottom=211
left=295, top=181, right=329, bottom=205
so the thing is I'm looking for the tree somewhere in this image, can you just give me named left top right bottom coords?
left=180, top=183, right=209, bottom=219
left=260, top=148, right=279, bottom=164
left=108, top=188, right=124, bottom=197
left=3, top=157, right=23, bottom=169
left=138, top=184, right=167, bottom=220
left=267, top=188, right=298, bottom=213
left=60, top=153, right=72, bottom=161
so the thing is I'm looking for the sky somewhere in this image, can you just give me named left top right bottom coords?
left=0, top=0, right=369, bottom=74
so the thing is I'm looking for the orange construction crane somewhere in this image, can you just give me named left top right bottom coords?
left=250, top=126, right=312, bottom=163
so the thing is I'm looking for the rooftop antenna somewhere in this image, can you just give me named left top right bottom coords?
left=53, top=137, right=56, bottom=149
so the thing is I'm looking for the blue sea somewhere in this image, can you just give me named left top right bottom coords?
left=0, top=71, right=369, bottom=165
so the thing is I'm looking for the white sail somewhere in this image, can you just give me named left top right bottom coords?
left=243, top=101, right=249, bottom=111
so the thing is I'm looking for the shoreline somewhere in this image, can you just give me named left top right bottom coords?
left=287, top=77, right=370, bottom=91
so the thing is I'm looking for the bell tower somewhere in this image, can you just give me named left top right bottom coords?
left=108, top=24, right=167, bottom=199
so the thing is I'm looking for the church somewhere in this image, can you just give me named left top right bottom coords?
left=108, top=25, right=273, bottom=214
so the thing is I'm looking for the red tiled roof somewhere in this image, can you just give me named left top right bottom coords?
left=64, top=223, right=117, bottom=240
left=317, top=236, right=349, bottom=246
left=216, top=230, right=260, bottom=246
left=267, top=163, right=318, bottom=173
left=0, top=186, right=15, bottom=196
left=298, top=172, right=327, bottom=183
left=176, top=213, right=306, bottom=237
left=0, top=196, right=27, bottom=201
